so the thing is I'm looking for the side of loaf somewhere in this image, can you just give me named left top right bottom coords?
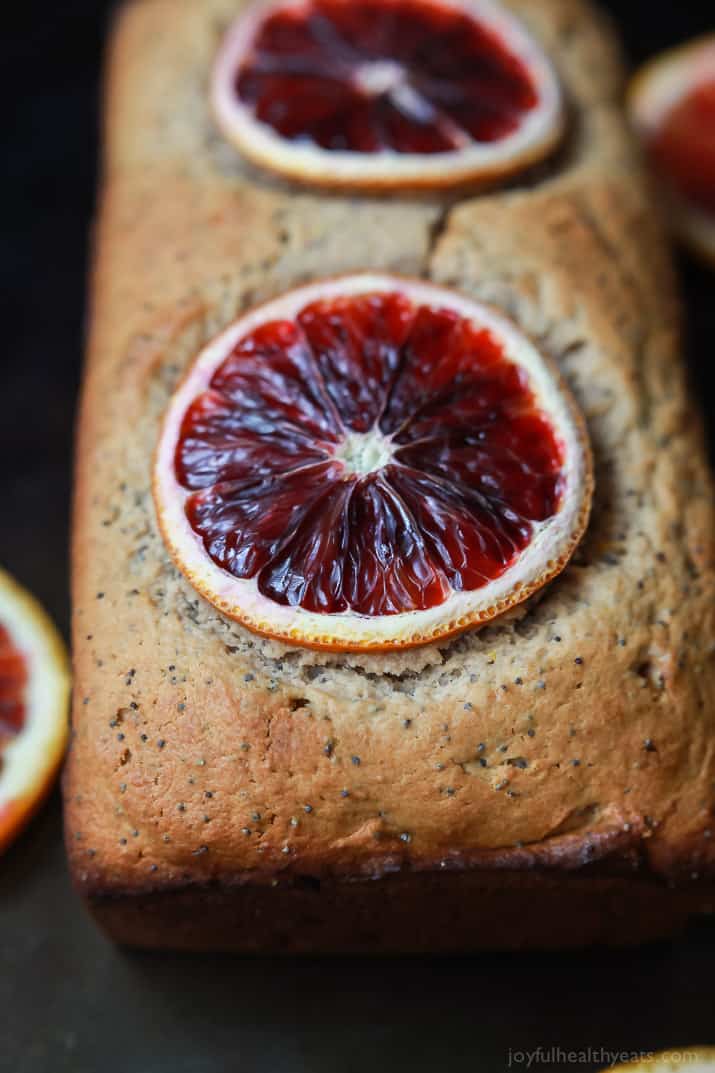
left=64, top=0, right=715, bottom=950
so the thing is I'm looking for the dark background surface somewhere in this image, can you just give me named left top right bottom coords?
left=1, top=3, right=714, bottom=1071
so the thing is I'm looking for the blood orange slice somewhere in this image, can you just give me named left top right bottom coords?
left=0, top=567, right=69, bottom=852
left=154, top=275, right=592, bottom=652
left=605, top=1050, right=715, bottom=1073
left=211, top=0, right=564, bottom=190
left=629, top=35, right=715, bottom=266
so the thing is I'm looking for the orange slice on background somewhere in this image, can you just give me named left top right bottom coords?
left=154, top=274, right=592, bottom=652
left=211, top=0, right=564, bottom=191
left=0, top=566, right=69, bottom=853
left=629, top=35, right=715, bottom=266
left=605, top=1049, right=715, bottom=1073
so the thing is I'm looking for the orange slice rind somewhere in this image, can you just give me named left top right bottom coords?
left=0, top=566, right=70, bottom=853
left=211, top=0, right=565, bottom=191
left=629, top=35, right=715, bottom=266
left=153, top=274, right=592, bottom=652
left=604, top=1049, right=715, bottom=1073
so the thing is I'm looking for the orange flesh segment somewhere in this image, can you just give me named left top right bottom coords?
left=175, top=291, right=565, bottom=617
left=0, top=623, right=27, bottom=749
left=235, top=0, right=539, bottom=153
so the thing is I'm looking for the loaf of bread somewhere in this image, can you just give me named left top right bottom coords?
left=65, top=0, right=715, bottom=950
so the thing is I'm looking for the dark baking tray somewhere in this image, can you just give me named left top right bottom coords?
left=1, top=3, right=713, bottom=1070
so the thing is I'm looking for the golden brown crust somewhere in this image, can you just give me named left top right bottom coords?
left=65, top=0, right=715, bottom=949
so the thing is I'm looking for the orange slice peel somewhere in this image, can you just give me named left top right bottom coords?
left=605, top=1049, right=715, bottom=1073
left=211, top=0, right=565, bottom=191
left=629, top=34, right=715, bottom=266
left=153, top=274, right=592, bottom=652
left=0, top=567, right=70, bottom=853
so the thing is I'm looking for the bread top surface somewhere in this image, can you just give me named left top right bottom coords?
left=66, top=0, right=715, bottom=896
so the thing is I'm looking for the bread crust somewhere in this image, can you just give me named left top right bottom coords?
left=65, top=0, right=715, bottom=950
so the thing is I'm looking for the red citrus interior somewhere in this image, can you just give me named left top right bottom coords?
left=648, top=78, right=715, bottom=213
left=0, top=623, right=27, bottom=752
left=175, top=292, right=564, bottom=618
left=234, top=0, right=540, bottom=154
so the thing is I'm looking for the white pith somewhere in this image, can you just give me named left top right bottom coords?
left=0, top=569, right=69, bottom=809
left=334, top=428, right=395, bottom=476
left=211, top=0, right=564, bottom=186
left=629, top=35, right=715, bottom=259
left=355, top=59, right=405, bottom=97
left=154, top=274, right=591, bottom=649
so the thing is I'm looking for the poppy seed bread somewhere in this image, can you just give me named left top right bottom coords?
left=64, top=0, right=715, bottom=950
